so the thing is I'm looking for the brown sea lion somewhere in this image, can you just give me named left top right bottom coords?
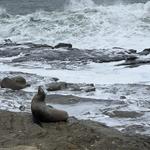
left=11, top=76, right=26, bottom=85
left=31, top=86, right=68, bottom=123
left=1, top=77, right=27, bottom=90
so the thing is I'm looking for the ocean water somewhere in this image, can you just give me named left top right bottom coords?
left=0, top=0, right=150, bottom=50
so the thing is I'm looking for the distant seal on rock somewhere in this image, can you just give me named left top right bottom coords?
left=1, top=77, right=28, bottom=90
left=31, top=86, right=69, bottom=123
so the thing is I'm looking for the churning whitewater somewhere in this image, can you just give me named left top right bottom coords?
left=0, top=0, right=150, bottom=50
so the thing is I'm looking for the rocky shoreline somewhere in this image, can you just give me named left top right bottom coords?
left=0, top=42, right=150, bottom=149
left=1, top=42, right=150, bottom=68
left=0, top=110, right=150, bottom=150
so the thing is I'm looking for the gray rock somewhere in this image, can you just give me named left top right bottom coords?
left=51, top=77, right=59, bottom=82
left=120, top=96, right=126, bottom=99
left=122, top=125, right=146, bottom=135
left=128, top=49, right=137, bottom=54
left=54, top=43, right=72, bottom=49
left=46, top=82, right=96, bottom=92
left=104, top=110, right=143, bottom=118
left=139, top=48, right=150, bottom=55
left=125, top=55, right=138, bottom=62
left=19, top=105, right=26, bottom=111
left=46, top=82, right=67, bottom=91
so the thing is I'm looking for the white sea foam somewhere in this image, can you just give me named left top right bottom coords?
left=50, top=102, right=150, bottom=134
left=0, top=53, right=24, bottom=62
left=0, top=2, right=150, bottom=50
left=65, top=0, right=96, bottom=10
left=1, top=61, right=150, bottom=85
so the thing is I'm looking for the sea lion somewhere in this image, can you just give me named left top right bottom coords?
left=11, top=76, right=27, bottom=85
left=31, top=86, right=69, bottom=123
left=1, top=77, right=27, bottom=90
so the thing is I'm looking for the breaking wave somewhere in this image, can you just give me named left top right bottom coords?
left=0, top=0, right=150, bottom=50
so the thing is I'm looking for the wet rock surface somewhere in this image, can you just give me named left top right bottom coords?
left=54, top=43, right=72, bottom=49
left=0, top=110, right=150, bottom=150
left=139, top=48, right=150, bottom=56
left=0, top=42, right=139, bottom=65
left=46, top=82, right=95, bottom=92
left=0, top=42, right=150, bottom=68
left=117, top=56, right=150, bottom=67
left=121, top=125, right=148, bottom=135
left=46, top=82, right=67, bottom=91
left=103, top=110, right=144, bottom=118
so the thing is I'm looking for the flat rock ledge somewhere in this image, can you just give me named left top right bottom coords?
left=0, top=111, right=150, bottom=150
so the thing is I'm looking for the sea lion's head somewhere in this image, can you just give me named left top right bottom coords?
left=1, top=77, right=12, bottom=88
left=37, top=86, right=46, bottom=101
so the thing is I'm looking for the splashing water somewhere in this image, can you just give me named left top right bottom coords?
left=65, top=0, right=96, bottom=10
left=0, top=1, right=150, bottom=50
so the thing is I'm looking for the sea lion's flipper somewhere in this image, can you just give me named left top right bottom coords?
left=32, top=115, right=43, bottom=127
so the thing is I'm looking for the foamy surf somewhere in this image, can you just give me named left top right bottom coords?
left=0, top=1, right=150, bottom=50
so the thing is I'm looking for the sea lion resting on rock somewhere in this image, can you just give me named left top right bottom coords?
left=31, top=86, right=68, bottom=122
left=1, top=77, right=29, bottom=90
left=11, top=76, right=27, bottom=85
